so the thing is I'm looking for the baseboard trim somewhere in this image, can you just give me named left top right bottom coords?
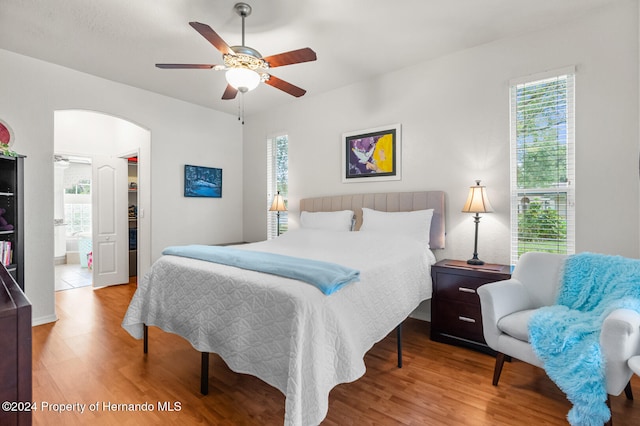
left=32, top=314, right=58, bottom=327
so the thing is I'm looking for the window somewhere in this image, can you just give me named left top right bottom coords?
left=64, top=204, right=91, bottom=235
left=63, top=161, right=92, bottom=236
left=267, top=134, right=288, bottom=239
left=510, top=69, right=575, bottom=265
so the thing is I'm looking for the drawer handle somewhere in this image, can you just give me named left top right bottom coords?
left=458, top=316, right=476, bottom=323
left=458, top=287, right=476, bottom=294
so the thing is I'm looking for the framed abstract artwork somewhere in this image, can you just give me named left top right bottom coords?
left=342, top=123, right=401, bottom=183
left=184, top=164, right=222, bottom=198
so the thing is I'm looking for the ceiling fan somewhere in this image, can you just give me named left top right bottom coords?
left=156, top=2, right=317, bottom=100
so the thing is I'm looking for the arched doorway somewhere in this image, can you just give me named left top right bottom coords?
left=53, top=110, right=151, bottom=288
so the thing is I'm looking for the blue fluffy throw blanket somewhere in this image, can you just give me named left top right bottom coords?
left=528, top=252, right=640, bottom=426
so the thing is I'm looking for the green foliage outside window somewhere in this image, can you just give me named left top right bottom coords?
left=65, top=178, right=91, bottom=195
left=275, top=135, right=288, bottom=234
left=275, top=136, right=288, bottom=196
left=517, top=200, right=567, bottom=256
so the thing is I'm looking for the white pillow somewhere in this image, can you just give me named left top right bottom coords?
left=359, top=207, right=434, bottom=247
left=300, top=210, right=355, bottom=232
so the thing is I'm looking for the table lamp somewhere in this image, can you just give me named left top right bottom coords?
left=462, top=180, right=494, bottom=265
left=269, top=191, right=287, bottom=236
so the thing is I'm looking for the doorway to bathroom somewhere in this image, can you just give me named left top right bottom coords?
left=54, top=155, right=93, bottom=290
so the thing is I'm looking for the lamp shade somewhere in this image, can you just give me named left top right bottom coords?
left=225, top=68, right=260, bottom=92
left=462, top=180, right=494, bottom=213
left=269, top=192, right=287, bottom=212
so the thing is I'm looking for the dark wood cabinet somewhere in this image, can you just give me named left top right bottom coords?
left=430, top=259, right=511, bottom=354
left=0, top=155, right=24, bottom=291
left=0, top=263, right=32, bottom=425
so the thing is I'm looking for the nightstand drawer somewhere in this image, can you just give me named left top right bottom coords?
left=433, top=273, right=490, bottom=304
left=433, top=301, right=484, bottom=342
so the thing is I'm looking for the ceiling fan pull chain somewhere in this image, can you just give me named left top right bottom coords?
left=241, top=93, right=245, bottom=125
left=237, top=93, right=245, bottom=125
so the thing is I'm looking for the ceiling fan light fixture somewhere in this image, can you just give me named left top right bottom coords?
left=225, top=67, right=260, bottom=92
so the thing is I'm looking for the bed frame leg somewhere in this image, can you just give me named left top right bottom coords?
left=143, top=324, right=148, bottom=354
left=201, top=352, right=209, bottom=395
left=396, top=323, right=403, bottom=368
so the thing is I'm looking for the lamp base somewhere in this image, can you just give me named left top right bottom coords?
left=467, top=258, right=485, bottom=266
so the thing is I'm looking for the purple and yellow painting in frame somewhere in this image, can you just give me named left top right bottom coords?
left=342, top=124, right=401, bottom=183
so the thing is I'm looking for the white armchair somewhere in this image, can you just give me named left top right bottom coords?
left=630, top=356, right=640, bottom=377
left=477, top=252, right=640, bottom=408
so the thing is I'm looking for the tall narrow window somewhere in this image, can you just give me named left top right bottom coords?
left=267, top=134, right=288, bottom=239
left=510, top=69, right=575, bottom=265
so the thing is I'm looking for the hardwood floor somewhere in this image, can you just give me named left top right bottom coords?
left=32, top=283, right=639, bottom=425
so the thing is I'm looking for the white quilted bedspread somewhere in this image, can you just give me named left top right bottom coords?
left=122, top=229, right=435, bottom=425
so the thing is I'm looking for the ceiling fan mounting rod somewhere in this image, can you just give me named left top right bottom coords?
left=234, top=2, right=252, bottom=47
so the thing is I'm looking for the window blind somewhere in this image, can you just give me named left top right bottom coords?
left=266, top=135, right=288, bottom=239
left=509, top=71, right=575, bottom=265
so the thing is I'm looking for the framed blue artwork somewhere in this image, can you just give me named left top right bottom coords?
left=184, top=164, right=222, bottom=198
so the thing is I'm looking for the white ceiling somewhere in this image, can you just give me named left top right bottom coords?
left=0, top=0, right=619, bottom=116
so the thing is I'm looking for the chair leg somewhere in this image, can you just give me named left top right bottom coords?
left=602, top=382, right=634, bottom=426
left=604, top=384, right=632, bottom=426
left=492, top=352, right=506, bottom=386
left=605, top=396, right=613, bottom=426
left=624, top=381, right=633, bottom=400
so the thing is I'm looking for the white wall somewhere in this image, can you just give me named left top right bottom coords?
left=55, top=111, right=134, bottom=156
left=243, top=1, right=640, bottom=265
left=0, top=49, right=243, bottom=325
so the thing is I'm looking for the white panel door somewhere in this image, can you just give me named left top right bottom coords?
left=92, top=156, right=128, bottom=287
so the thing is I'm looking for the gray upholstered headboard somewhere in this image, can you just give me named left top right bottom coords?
left=299, top=191, right=446, bottom=249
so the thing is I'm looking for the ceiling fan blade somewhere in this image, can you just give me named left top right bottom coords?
left=264, top=75, right=307, bottom=97
left=189, top=22, right=233, bottom=55
left=156, top=64, right=216, bottom=69
left=222, top=84, right=238, bottom=100
left=263, top=48, right=317, bottom=68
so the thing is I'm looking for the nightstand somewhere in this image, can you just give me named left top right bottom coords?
left=430, top=259, right=511, bottom=354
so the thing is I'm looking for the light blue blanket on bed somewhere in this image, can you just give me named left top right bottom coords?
left=162, top=244, right=360, bottom=295
left=528, top=252, right=640, bottom=426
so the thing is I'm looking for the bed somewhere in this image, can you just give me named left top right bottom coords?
left=122, top=191, right=445, bottom=426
